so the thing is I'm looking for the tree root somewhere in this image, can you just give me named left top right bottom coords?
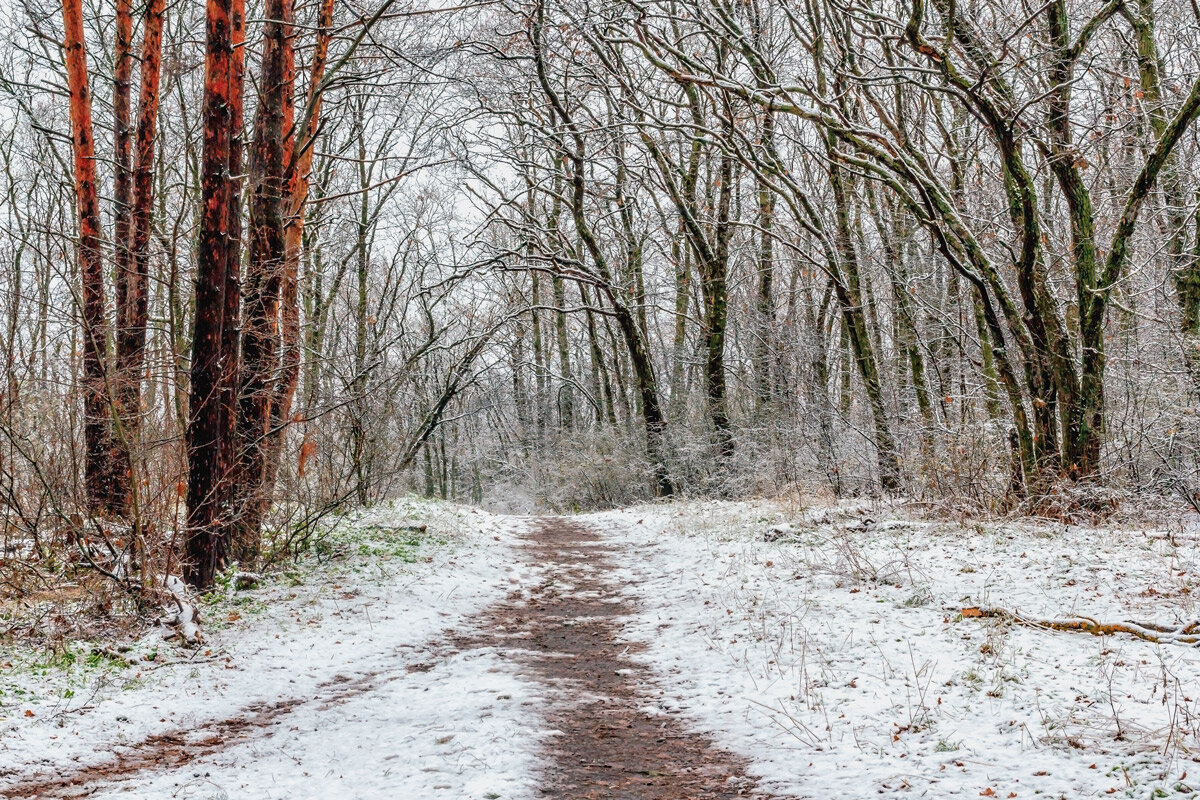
left=960, top=606, right=1200, bottom=645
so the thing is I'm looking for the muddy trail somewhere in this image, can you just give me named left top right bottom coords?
left=5, top=519, right=771, bottom=799
left=455, top=518, right=767, bottom=799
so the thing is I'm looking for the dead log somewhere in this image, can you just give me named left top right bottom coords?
left=961, top=606, right=1200, bottom=646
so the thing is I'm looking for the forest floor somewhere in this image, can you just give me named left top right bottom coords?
left=0, top=497, right=1198, bottom=799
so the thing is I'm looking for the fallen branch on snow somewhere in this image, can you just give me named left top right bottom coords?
left=161, top=575, right=202, bottom=644
left=960, top=606, right=1200, bottom=646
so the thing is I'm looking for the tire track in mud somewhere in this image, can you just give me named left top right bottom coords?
left=455, top=518, right=770, bottom=799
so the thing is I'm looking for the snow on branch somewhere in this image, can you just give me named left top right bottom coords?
left=161, top=574, right=202, bottom=644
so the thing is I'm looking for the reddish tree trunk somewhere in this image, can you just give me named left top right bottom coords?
left=186, top=0, right=243, bottom=588
left=255, top=0, right=324, bottom=540
left=272, top=0, right=299, bottom=429
left=286, top=0, right=332, bottom=241
left=272, top=0, right=332, bottom=436
left=234, top=0, right=292, bottom=556
left=61, top=0, right=112, bottom=514
left=112, top=0, right=166, bottom=521
left=218, top=0, right=247, bottom=552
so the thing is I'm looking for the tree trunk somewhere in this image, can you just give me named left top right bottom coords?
left=700, top=149, right=734, bottom=464
left=828, top=154, right=901, bottom=492
left=273, top=0, right=332, bottom=493
left=350, top=128, right=371, bottom=504
left=234, top=0, right=292, bottom=558
left=185, top=0, right=243, bottom=588
left=753, top=114, right=776, bottom=413
left=112, top=0, right=166, bottom=526
left=61, top=0, right=113, bottom=516
left=219, top=0, right=247, bottom=559
left=254, top=0, right=326, bottom=535
left=108, top=0, right=134, bottom=515
left=670, top=222, right=689, bottom=405
left=805, top=278, right=841, bottom=496
left=530, top=270, right=546, bottom=441
left=552, top=273, right=573, bottom=430
left=581, top=285, right=616, bottom=426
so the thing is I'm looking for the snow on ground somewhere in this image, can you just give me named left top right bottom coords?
left=0, top=498, right=542, bottom=800
left=589, top=499, right=1200, bottom=800
left=6, top=495, right=1200, bottom=799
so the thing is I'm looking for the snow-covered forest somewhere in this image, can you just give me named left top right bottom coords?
left=2, top=0, right=1200, bottom=795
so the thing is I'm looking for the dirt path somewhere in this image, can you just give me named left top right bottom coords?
left=5, top=518, right=770, bottom=799
left=457, top=518, right=767, bottom=799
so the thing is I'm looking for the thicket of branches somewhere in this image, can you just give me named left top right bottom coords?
left=454, top=0, right=1200, bottom=510
left=0, top=0, right=1198, bottom=610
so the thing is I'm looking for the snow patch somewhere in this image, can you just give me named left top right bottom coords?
left=589, top=499, right=1200, bottom=799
